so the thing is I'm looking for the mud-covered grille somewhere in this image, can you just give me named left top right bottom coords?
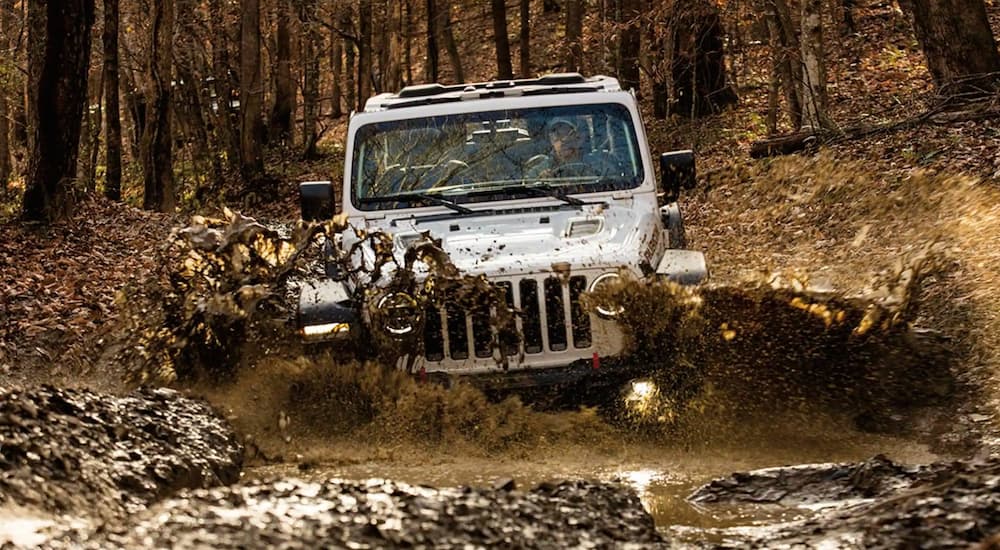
left=423, top=275, right=593, bottom=361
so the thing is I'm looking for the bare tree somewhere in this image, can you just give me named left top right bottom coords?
left=240, top=0, right=265, bottom=181
left=209, top=0, right=241, bottom=175
left=897, top=0, right=1000, bottom=94
left=425, top=0, right=438, bottom=82
left=300, top=0, right=320, bottom=157
left=491, top=0, right=513, bottom=80
left=618, top=0, right=641, bottom=93
left=103, top=0, right=122, bottom=200
left=0, top=0, right=13, bottom=190
left=668, top=0, right=739, bottom=117
left=437, top=0, right=463, bottom=83
left=330, top=7, right=343, bottom=119
left=341, top=5, right=356, bottom=112
left=565, top=0, right=583, bottom=73
left=519, top=0, right=529, bottom=77
left=270, top=0, right=293, bottom=143
left=765, top=0, right=802, bottom=129
left=22, top=0, right=96, bottom=222
left=358, top=0, right=372, bottom=106
left=799, top=0, right=834, bottom=129
left=141, top=0, right=175, bottom=212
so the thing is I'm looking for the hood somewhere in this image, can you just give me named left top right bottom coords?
left=341, top=195, right=666, bottom=283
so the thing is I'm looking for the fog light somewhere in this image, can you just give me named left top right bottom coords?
left=376, top=292, right=421, bottom=337
left=301, top=323, right=351, bottom=339
left=588, top=272, right=625, bottom=318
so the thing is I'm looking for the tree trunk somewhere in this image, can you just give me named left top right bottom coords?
left=617, top=0, right=641, bottom=93
left=765, top=0, right=802, bottom=129
left=0, top=0, right=13, bottom=190
left=209, top=0, right=240, bottom=176
left=84, top=62, right=103, bottom=193
left=799, top=0, right=834, bottom=130
left=438, top=1, right=464, bottom=83
left=519, top=0, right=530, bottom=77
left=300, top=0, right=319, bottom=157
left=240, top=0, right=265, bottom=181
left=772, top=0, right=803, bottom=128
left=358, top=0, right=372, bottom=107
left=565, top=0, right=583, bottom=73
left=270, top=0, right=293, bottom=143
left=425, top=0, right=438, bottom=82
left=669, top=0, right=739, bottom=118
left=103, top=0, right=122, bottom=201
left=141, top=0, right=175, bottom=212
left=330, top=13, right=343, bottom=119
left=22, top=0, right=96, bottom=223
left=491, top=0, right=513, bottom=79
left=340, top=6, right=356, bottom=112
left=897, top=0, right=1000, bottom=94
left=175, top=0, right=221, bottom=195
left=404, top=0, right=413, bottom=84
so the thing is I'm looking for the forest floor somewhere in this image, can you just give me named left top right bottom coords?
left=3, top=0, right=1000, bottom=547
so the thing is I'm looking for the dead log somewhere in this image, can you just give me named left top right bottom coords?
left=750, top=131, right=819, bottom=158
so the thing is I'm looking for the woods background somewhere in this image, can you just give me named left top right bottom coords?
left=0, top=0, right=997, bottom=222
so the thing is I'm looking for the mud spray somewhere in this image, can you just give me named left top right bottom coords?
left=113, top=155, right=1000, bottom=477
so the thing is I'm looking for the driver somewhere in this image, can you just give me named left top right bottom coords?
left=524, top=117, right=588, bottom=179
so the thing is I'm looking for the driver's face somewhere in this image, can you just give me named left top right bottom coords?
left=549, top=125, right=582, bottom=162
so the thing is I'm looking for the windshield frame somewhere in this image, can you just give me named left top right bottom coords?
left=348, top=100, right=647, bottom=212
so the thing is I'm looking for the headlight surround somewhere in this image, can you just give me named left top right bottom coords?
left=375, top=292, right=421, bottom=336
left=588, top=272, right=625, bottom=318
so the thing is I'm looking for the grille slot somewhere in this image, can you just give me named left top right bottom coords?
left=423, top=275, right=593, bottom=362
left=569, top=276, right=592, bottom=348
left=520, top=279, right=543, bottom=354
left=544, top=277, right=568, bottom=351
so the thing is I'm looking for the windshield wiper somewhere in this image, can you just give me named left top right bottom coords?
left=360, top=191, right=474, bottom=214
left=465, top=183, right=586, bottom=206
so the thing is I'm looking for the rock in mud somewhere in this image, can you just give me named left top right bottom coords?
left=0, top=385, right=243, bottom=521
left=691, top=455, right=1000, bottom=548
left=50, top=478, right=662, bottom=549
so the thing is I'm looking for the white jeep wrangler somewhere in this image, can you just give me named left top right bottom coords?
left=297, top=73, right=707, bottom=390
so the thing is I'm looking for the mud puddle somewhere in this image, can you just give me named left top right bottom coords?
left=246, top=420, right=945, bottom=544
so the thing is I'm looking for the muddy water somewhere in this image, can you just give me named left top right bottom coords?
left=247, top=423, right=943, bottom=542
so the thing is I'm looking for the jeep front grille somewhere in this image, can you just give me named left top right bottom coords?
left=423, top=275, right=593, bottom=361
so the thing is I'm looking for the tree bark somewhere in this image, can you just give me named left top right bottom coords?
left=240, top=0, right=265, bottom=181
left=799, top=0, right=834, bottom=130
left=897, top=0, right=1000, bottom=94
left=270, top=0, right=293, bottom=143
left=617, top=0, right=641, bottom=93
left=140, top=0, right=175, bottom=212
left=342, top=7, right=356, bottom=111
left=103, top=0, right=122, bottom=201
left=491, top=0, right=513, bottom=79
left=404, top=0, right=413, bottom=84
left=519, top=0, right=530, bottom=77
left=565, top=0, right=584, bottom=73
left=22, top=0, right=96, bottom=222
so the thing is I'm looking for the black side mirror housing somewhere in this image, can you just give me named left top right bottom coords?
left=659, top=150, right=696, bottom=203
left=300, top=181, right=335, bottom=221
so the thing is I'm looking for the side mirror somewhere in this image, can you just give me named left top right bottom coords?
left=300, top=181, right=335, bottom=221
left=659, top=150, right=696, bottom=203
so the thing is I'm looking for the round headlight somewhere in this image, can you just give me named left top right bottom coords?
left=588, top=272, right=625, bottom=318
left=376, top=292, right=421, bottom=336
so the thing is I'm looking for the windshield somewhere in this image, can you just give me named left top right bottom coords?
left=351, top=103, right=643, bottom=210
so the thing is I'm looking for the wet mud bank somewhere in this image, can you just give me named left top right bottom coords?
left=46, top=478, right=660, bottom=548
left=688, top=455, right=1000, bottom=548
left=0, top=385, right=242, bottom=523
